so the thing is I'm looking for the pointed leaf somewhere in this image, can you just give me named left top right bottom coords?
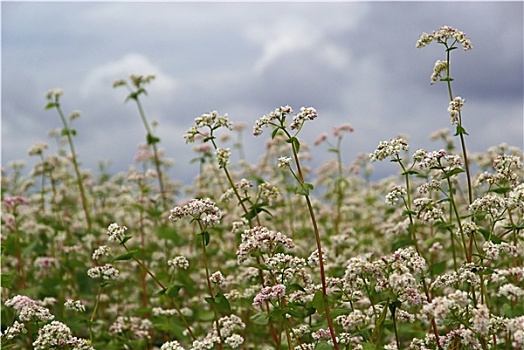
left=112, top=250, right=137, bottom=261
left=312, top=290, right=325, bottom=315
left=250, top=312, right=269, bottom=325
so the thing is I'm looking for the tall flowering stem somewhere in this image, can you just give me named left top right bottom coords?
left=370, top=139, right=443, bottom=347
left=113, top=75, right=169, bottom=215
left=169, top=199, right=224, bottom=349
left=184, top=112, right=281, bottom=345
left=45, top=90, right=92, bottom=232
left=106, top=223, right=196, bottom=341
left=254, top=106, right=339, bottom=350
left=417, top=25, right=475, bottom=261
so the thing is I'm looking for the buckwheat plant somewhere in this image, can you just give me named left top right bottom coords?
left=113, top=74, right=171, bottom=215
left=314, top=124, right=355, bottom=236
left=45, top=89, right=92, bottom=231
left=365, top=25, right=523, bottom=349
left=254, top=106, right=340, bottom=349
left=169, top=198, right=227, bottom=349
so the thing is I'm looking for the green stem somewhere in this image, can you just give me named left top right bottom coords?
left=133, top=97, right=169, bottom=215
left=198, top=224, right=223, bottom=349
left=283, top=128, right=339, bottom=350
left=55, top=102, right=92, bottom=232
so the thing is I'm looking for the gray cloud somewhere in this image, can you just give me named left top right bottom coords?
left=2, top=2, right=522, bottom=183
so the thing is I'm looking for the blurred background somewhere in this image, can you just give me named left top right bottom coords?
left=2, top=2, right=523, bottom=182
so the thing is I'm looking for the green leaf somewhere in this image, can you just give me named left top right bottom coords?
left=146, top=133, right=160, bottom=145
left=243, top=203, right=272, bottom=220
left=454, top=125, right=469, bottom=136
left=286, top=137, right=301, bottom=153
left=362, top=343, right=379, bottom=350
left=1, top=272, right=14, bottom=288
left=166, top=284, right=184, bottom=298
left=121, top=236, right=133, bottom=244
left=250, top=312, right=269, bottom=325
left=312, top=290, right=325, bottom=315
left=212, top=292, right=231, bottom=314
left=330, top=308, right=352, bottom=318
left=401, top=169, right=421, bottom=176
left=271, top=128, right=280, bottom=140
left=112, top=250, right=137, bottom=261
left=200, top=231, right=210, bottom=246
left=156, top=226, right=181, bottom=243
left=314, top=342, right=333, bottom=350
left=489, top=187, right=512, bottom=195
left=205, top=293, right=231, bottom=315
left=287, top=283, right=306, bottom=293
left=45, top=102, right=57, bottom=110
left=295, top=183, right=314, bottom=196
left=429, top=261, right=447, bottom=275
left=442, top=167, right=464, bottom=179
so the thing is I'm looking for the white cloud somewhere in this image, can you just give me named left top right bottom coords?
left=79, top=53, right=178, bottom=105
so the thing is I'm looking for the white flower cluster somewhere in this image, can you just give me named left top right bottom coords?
left=385, top=185, right=406, bottom=206
left=109, top=316, right=153, bottom=340
left=0, top=321, right=27, bottom=340
left=160, top=340, right=185, bottom=350
left=87, top=263, right=120, bottom=280
left=183, top=111, right=232, bottom=143
left=469, top=194, right=507, bottom=217
left=237, top=226, right=295, bottom=264
left=448, top=96, right=465, bottom=125
left=416, top=25, right=473, bottom=51
left=169, top=198, right=222, bottom=227
left=421, top=290, right=470, bottom=325
left=413, top=197, right=443, bottom=223
left=33, top=321, right=94, bottom=350
left=259, top=182, right=280, bottom=204
left=253, top=105, right=293, bottom=136
left=107, top=223, right=128, bottom=242
left=277, top=156, right=292, bottom=169
left=28, top=142, right=49, bottom=156
left=64, top=299, right=86, bottom=313
left=430, top=60, right=448, bottom=84
left=483, top=241, right=519, bottom=260
left=152, top=307, right=180, bottom=317
left=45, top=88, right=64, bottom=101
left=5, top=295, right=55, bottom=322
left=215, top=147, right=230, bottom=168
left=413, top=148, right=462, bottom=171
left=167, top=256, right=189, bottom=270
left=289, top=106, right=318, bottom=130
left=92, top=245, right=112, bottom=260
left=369, top=137, right=409, bottom=162
left=210, top=271, right=225, bottom=285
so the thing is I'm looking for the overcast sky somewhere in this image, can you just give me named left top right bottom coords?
left=2, top=1, right=523, bottom=184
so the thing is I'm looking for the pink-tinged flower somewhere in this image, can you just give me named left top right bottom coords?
left=2, top=196, right=30, bottom=210
left=5, top=295, right=54, bottom=322
left=333, top=123, right=354, bottom=137
left=252, top=284, right=286, bottom=307
left=314, top=132, right=328, bottom=146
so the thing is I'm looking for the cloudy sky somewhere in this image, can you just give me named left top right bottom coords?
left=2, top=1, right=523, bottom=184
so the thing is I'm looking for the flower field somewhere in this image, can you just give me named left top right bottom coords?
left=1, top=26, right=523, bottom=350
